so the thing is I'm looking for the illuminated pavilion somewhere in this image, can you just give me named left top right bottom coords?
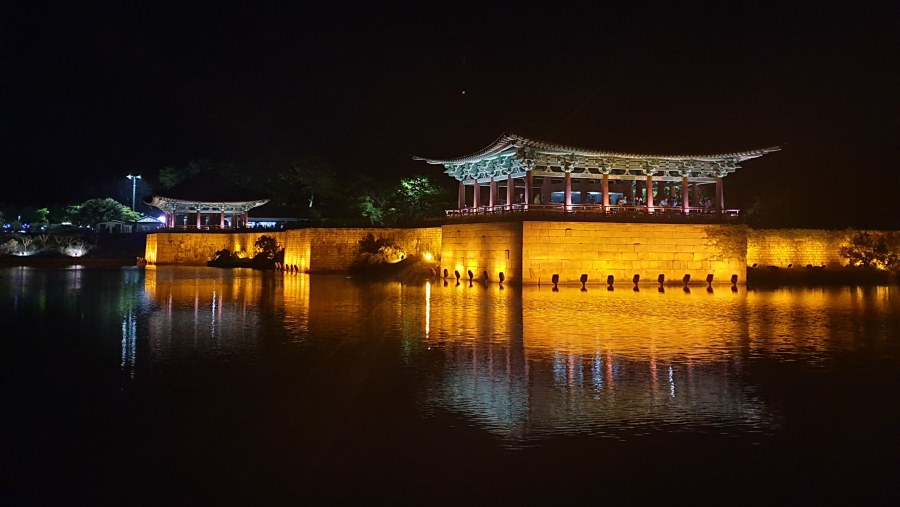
left=415, top=133, right=779, bottom=215
left=147, top=177, right=269, bottom=230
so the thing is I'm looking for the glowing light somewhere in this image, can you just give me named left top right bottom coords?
left=424, top=281, right=431, bottom=337
left=424, top=252, right=434, bottom=261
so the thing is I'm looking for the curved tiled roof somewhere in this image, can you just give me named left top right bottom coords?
left=414, top=133, right=780, bottom=165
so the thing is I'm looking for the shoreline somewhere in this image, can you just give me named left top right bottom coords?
left=0, top=256, right=139, bottom=268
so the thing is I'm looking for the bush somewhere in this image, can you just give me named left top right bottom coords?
left=840, top=232, right=899, bottom=271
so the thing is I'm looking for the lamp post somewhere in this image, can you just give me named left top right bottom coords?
left=126, top=174, right=141, bottom=211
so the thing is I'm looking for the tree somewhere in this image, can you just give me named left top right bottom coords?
left=269, top=155, right=338, bottom=210
left=254, top=235, right=280, bottom=259
left=67, top=198, right=140, bottom=227
left=840, top=232, right=899, bottom=270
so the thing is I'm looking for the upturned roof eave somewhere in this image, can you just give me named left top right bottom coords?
left=413, top=133, right=781, bottom=165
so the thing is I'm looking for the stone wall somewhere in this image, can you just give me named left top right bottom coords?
left=283, top=227, right=442, bottom=273
left=521, top=222, right=747, bottom=285
left=747, top=229, right=900, bottom=268
left=145, top=231, right=272, bottom=265
left=439, top=222, right=523, bottom=283
left=146, top=224, right=899, bottom=282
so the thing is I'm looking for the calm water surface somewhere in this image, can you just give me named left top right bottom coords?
left=2, top=266, right=898, bottom=504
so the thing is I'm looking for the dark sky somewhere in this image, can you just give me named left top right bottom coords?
left=2, top=1, right=898, bottom=226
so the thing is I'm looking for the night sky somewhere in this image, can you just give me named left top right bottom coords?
left=2, top=1, right=898, bottom=226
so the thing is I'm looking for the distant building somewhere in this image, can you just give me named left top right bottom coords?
left=97, top=220, right=133, bottom=234
left=146, top=174, right=269, bottom=230
left=134, top=216, right=164, bottom=233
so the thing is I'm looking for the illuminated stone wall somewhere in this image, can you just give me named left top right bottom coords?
left=147, top=225, right=899, bottom=281
left=747, top=229, right=848, bottom=268
left=277, top=227, right=442, bottom=273
left=439, top=222, right=523, bottom=283
left=521, top=222, right=746, bottom=285
left=145, top=232, right=271, bottom=265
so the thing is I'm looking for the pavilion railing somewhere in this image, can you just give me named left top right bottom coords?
left=446, top=204, right=740, bottom=217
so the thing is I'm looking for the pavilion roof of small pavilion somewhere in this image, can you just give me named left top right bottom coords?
left=146, top=173, right=269, bottom=214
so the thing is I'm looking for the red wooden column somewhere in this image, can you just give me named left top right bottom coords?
left=506, top=174, right=514, bottom=210
left=458, top=181, right=466, bottom=210
left=682, top=176, right=690, bottom=213
left=489, top=178, right=497, bottom=210
left=219, top=212, right=225, bottom=228
left=195, top=211, right=201, bottom=228
left=473, top=183, right=481, bottom=211
left=602, top=173, right=610, bottom=210
left=645, top=175, right=654, bottom=212
left=564, top=172, right=572, bottom=212
left=715, top=177, right=724, bottom=213
left=524, top=173, right=532, bottom=208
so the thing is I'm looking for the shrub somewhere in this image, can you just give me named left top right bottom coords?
left=840, top=232, right=899, bottom=270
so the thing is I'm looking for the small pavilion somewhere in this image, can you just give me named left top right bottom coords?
left=147, top=176, right=269, bottom=230
left=415, top=133, right=779, bottom=215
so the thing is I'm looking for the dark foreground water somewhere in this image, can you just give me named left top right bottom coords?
left=1, top=266, right=898, bottom=505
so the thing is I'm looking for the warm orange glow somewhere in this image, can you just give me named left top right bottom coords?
left=424, top=252, right=434, bottom=261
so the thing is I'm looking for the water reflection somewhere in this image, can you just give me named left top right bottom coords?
left=421, top=283, right=769, bottom=442
left=4, top=267, right=896, bottom=447
left=142, top=267, right=272, bottom=361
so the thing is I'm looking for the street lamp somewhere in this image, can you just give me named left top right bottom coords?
left=126, top=174, right=141, bottom=211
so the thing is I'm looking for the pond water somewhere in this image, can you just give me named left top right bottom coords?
left=2, top=266, right=898, bottom=504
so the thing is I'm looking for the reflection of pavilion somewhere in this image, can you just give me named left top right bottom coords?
left=416, top=133, right=778, bottom=217
left=423, top=284, right=770, bottom=440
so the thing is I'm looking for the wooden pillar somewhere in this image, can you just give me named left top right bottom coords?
left=715, top=177, right=724, bottom=213
left=579, top=178, right=588, bottom=205
left=458, top=180, right=466, bottom=210
left=541, top=176, right=551, bottom=204
left=195, top=211, right=201, bottom=227
left=219, top=211, right=225, bottom=228
left=489, top=178, right=497, bottom=209
left=645, top=175, right=654, bottom=212
left=506, top=174, right=514, bottom=210
left=682, top=176, right=690, bottom=213
left=473, top=183, right=481, bottom=210
left=564, top=172, right=572, bottom=211
left=524, top=173, right=532, bottom=207
left=602, top=173, right=610, bottom=210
